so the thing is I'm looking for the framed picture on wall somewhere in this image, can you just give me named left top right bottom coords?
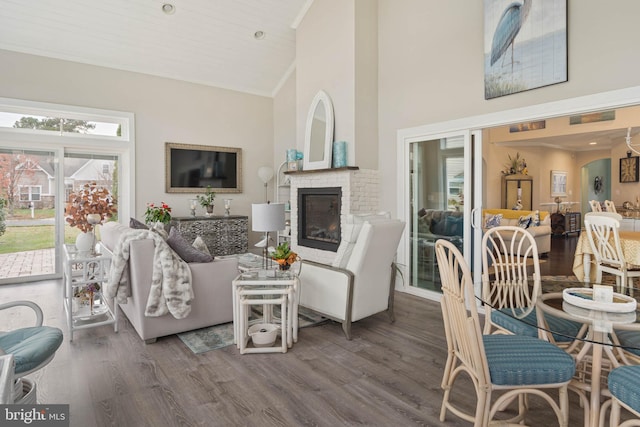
left=620, top=156, right=639, bottom=183
left=484, top=0, right=568, bottom=99
left=550, top=170, right=567, bottom=197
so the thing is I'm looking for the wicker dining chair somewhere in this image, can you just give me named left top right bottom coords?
left=608, top=365, right=640, bottom=426
left=481, top=225, right=584, bottom=344
left=0, top=301, right=63, bottom=403
left=435, top=239, right=576, bottom=427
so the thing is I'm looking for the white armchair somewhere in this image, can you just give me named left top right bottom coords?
left=298, top=219, right=405, bottom=339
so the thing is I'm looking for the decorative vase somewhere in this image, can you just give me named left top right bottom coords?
left=205, top=205, right=214, bottom=216
left=75, top=231, right=94, bottom=254
left=333, top=141, right=347, bottom=168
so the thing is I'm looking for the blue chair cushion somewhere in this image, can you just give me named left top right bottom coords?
left=615, top=330, right=640, bottom=357
left=483, top=335, right=575, bottom=386
left=0, top=327, right=63, bottom=375
left=608, top=365, right=640, bottom=414
left=492, top=308, right=583, bottom=343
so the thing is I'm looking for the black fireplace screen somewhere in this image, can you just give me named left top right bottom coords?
left=298, top=187, right=341, bottom=251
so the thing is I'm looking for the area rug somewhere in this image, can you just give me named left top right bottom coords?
left=540, top=274, right=617, bottom=292
left=177, top=306, right=328, bottom=354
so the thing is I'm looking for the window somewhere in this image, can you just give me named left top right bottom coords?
left=0, top=97, right=130, bottom=141
left=102, top=163, right=110, bottom=174
left=19, top=185, right=41, bottom=201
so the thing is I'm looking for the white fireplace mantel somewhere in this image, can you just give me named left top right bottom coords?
left=287, top=167, right=379, bottom=264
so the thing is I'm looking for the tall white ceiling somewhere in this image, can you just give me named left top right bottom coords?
left=0, top=0, right=310, bottom=97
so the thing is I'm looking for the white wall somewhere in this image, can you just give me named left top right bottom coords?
left=0, top=49, right=274, bottom=246
left=377, top=0, right=640, bottom=214
left=273, top=70, right=297, bottom=171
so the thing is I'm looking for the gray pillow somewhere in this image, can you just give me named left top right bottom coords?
left=167, top=228, right=214, bottom=263
left=129, top=217, right=148, bottom=229
left=192, top=236, right=211, bottom=255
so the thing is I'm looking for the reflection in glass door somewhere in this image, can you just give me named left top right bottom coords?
left=405, top=130, right=484, bottom=297
left=408, top=136, right=465, bottom=293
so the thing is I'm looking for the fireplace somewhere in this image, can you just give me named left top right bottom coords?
left=298, top=187, right=341, bottom=251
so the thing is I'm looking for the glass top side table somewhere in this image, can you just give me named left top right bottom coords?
left=63, top=242, right=118, bottom=341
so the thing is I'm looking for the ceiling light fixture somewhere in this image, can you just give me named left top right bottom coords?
left=589, top=141, right=597, bottom=145
left=162, top=3, right=175, bottom=15
left=626, top=127, right=640, bottom=155
left=254, top=31, right=266, bottom=40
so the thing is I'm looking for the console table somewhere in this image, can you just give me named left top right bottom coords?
left=170, top=215, right=248, bottom=256
left=550, top=211, right=581, bottom=236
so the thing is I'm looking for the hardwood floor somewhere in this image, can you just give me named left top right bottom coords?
left=0, top=276, right=613, bottom=427
left=540, top=234, right=580, bottom=277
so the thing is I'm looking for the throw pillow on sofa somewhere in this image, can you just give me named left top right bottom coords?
left=445, top=215, right=463, bottom=236
left=517, top=214, right=532, bottom=229
left=192, top=236, right=211, bottom=255
left=532, top=210, right=541, bottom=226
left=484, top=214, right=502, bottom=229
left=167, top=228, right=214, bottom=263
left=129, top=217, right=148, bottom=229
left=431, top=218, right=448, bottom=236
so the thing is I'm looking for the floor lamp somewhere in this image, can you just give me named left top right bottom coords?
left=252, top=203, right=286, bottom=270
left=257, top=166, right=274, bottom=203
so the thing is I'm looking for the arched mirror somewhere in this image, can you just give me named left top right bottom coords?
left=303, top=90, right=334, bottom=170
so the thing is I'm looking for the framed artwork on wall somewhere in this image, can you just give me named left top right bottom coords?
left=484, top=0, right=568, bottom=99
left=620, top=156, right=639, bottom=183
left=550, top=170, right=567, bottom=197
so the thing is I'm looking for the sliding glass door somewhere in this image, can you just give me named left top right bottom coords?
left=402, top=130, right=483, bottom=299
left=0, top=97, right=134, bottom=284
left=0, top=148, right=59, bottom=281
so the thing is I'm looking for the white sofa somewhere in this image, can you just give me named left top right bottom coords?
left=100, top=222, right=239, bottom=343
left=482, top=209, right=552, bottom=255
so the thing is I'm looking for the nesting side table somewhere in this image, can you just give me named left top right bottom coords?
left=232, top=271, right=299, bottom=354
left=63, top=243, right=118, bottom=341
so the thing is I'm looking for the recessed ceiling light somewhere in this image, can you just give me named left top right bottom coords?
left=162, top=3, right=175, bottom=15
left=254, top=31, right=266, bottom=40
left=589, top=141, right=597, bottom=145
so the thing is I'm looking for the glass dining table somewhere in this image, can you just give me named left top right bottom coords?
left=478, top=278, right=640, bottom=427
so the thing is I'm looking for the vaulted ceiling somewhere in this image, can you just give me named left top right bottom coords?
left=0, top=0, right=309, bottom=97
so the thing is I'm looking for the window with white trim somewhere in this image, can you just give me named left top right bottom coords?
left=19, top=185, right=41, bottom=201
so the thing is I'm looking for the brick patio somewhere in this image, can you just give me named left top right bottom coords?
left=0, top=248, right=55, bottom=279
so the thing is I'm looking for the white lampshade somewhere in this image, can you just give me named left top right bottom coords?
left=257, top=166, right=275, bottom=184
left=252, top=203, right=285, bottom=232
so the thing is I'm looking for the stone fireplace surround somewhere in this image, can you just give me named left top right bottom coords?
left=287, top=167, right=379, bottom=265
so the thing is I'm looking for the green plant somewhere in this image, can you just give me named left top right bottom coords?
left=197, top=186, right=215, bottom=207
left=270, top=242, right=298, bottom=266
left=144, top=202, right=172, bottom=224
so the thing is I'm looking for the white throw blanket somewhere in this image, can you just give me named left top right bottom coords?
left=105, top=229, right=193, bottom=319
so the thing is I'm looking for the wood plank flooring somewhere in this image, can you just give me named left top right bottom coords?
left=0, top=277, right=613, bottom=427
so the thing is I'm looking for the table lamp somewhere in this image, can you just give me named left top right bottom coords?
left=252, top=203, right=285, bottom=269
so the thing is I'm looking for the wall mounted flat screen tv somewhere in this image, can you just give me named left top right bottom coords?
left=165, top=142, right=242, bottom=193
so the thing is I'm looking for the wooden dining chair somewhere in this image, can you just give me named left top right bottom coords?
left=435, top=239, right=575, bottom=427
left=590, top=200, right=603, bottom=212
left=584, top=213, right=640, bottom=294
left=481, top=226, right=583, bottom=344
